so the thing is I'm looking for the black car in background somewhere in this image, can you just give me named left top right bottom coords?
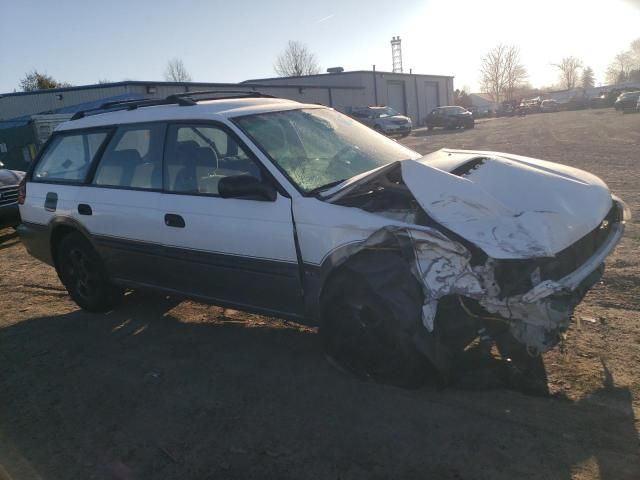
left=0, top=162, right=25, bottom=229
left=614, top=91, right=640, bottom=112
left=425, top=106, right=475, bottom=130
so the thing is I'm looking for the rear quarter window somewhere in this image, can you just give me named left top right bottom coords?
left=33, top=130, right=109, bottom=183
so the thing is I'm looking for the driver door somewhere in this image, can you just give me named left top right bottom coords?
left=159, top=122, right=303, bottom=317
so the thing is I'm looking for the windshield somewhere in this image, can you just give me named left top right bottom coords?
left=375, top=107, right=399, bottom=118
left=234, top=108, right=420, bottom=193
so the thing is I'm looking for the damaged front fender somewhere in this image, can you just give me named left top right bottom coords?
left=340, top=219, right=617, bottom=357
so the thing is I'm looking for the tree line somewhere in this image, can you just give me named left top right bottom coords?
left=480, top=37, right=640, bottom=104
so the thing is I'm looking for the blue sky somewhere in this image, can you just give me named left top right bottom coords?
left=2, top=0, right=639, bottom=94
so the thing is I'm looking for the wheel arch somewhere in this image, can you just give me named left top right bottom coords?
left=49, top=217, right=97, bottom=270
left=303, top=236, right=411, bottom=324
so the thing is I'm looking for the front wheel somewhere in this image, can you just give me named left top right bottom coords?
left=320, top=256, right=427, bottom=388
left=57, top=232, right=124, bottom=312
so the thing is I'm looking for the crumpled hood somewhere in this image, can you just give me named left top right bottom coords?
left=401, top=149, right=613, bottom=259
left=0, top=169, right=24, bottom=187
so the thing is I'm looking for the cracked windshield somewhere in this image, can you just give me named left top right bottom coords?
left=236, top=108, right=420, bottom=193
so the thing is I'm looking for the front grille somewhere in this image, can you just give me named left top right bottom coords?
left=392, top=118, right=408, bottom=125
left=494, top=203, right=620, bottom=298
left=0, top=186, right=18, bottom=207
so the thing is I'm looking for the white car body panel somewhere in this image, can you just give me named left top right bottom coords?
left=161, top=193, right=296, bottom=263
left=76, top=187, right=167, bottom=244
left=22, top=183, right=78, bottom=225
left=401, top=151, right=613, bottom=259
left=293, top=197, right=413, bottom=266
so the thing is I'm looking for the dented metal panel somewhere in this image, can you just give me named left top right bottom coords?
left=401, top=154, right=613, bottom=259
left=294, top=147, right=627, bottom=356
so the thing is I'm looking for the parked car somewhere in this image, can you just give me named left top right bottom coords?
left=589, top=93, right=609, bottom=109
left=425, top=106, right=475, bottom=130
left=614, top=91, right=640, bottom=112
left=521, top=99, right=542, bottom=113
left=18, top=92, right=629, bottom=386
left=350, top=106, right=412, bottom=137
left=0, top=161, right=25, bottom=228
left=495, top=103, right=515, bottom=117
left=540, top=99, right=559, bottom=113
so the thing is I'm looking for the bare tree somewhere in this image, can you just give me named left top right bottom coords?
left=164, top=58, right=192, bottom=82
left=605, top=51, right=632, bottom=84
left=630, top=38, right=640, bottom=69
left=503, top=46, right=528, bottom=102
left=553, top=57, right=582, bottom=90
left=274, top=41, right=321, bottom=77
left=479, top=44, right=527, bottom=104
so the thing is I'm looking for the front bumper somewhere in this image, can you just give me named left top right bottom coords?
left=382, top=124, right=412, bottom=134
left=0, top=203, right=20, bottom=228
left=481, top=217, right=625, bottom=353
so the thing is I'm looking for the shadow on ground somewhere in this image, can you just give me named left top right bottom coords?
left=1, top=292, right=638, bottom=479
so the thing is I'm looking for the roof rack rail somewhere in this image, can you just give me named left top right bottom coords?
left=165, top=89, right=275, bottom=102
left=70, top=89, right=274, bottom=121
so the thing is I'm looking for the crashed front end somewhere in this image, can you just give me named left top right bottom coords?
left=328, top=155, right=628, bottom=357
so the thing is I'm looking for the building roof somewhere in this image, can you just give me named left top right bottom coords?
left=0, top=79, right=363, bottom=99
left=57, top=97, right=319, bottom=131
left=469, top=93, right=495, bottom=102
left=243, top=70, right=454, bottom=83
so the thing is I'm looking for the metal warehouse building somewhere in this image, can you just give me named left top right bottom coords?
left=0, top=70, right=453, bottom=170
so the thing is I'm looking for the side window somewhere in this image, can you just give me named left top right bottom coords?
left=93, top=123, right=165, bottom=190
left=33, top=131, right=108, bottom=182
left=165, top=124, right=262, bottom=195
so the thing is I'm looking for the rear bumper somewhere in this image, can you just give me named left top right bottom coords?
left=16, top=221, right=54, bottom=266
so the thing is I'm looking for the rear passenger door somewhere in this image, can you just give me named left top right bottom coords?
left=77, top=123, right=170, bottom=286
left=159, top=122, right=302, bottom=316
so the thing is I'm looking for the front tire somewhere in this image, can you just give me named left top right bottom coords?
left=57, top=232, right=124, bottom=312
left=320, top=254, right=427, bottom=388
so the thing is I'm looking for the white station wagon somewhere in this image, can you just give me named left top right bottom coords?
left=17, top=91, right=629, bottom=387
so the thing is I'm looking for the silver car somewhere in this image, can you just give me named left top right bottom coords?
left=351, top=106, right=412, bottom=137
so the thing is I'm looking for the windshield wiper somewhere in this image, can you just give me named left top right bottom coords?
left=307, top=179, right=348, bottom=195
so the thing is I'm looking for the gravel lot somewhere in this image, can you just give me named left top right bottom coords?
left=1, top=109, right=639, bottom=480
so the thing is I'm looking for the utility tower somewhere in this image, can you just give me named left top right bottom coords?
left=391, top=36, right=403, bottom=73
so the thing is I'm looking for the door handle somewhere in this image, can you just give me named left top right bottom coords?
left=78, top=203, right=92, bottom=215
left=164, top=213, right=185, bottom=228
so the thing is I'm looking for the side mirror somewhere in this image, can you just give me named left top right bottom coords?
left=218, top=175, right=277, bottom=202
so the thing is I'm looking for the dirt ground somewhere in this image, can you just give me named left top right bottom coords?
left=1, top=109, right=639, bottom=480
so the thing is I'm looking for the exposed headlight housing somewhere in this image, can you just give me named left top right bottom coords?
left=612, top=194, right=632, bottom=222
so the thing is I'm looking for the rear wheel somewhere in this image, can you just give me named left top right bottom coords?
left=57, top=232, right=124, bottom=312
left=320, top=255, right=427, bottom=388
